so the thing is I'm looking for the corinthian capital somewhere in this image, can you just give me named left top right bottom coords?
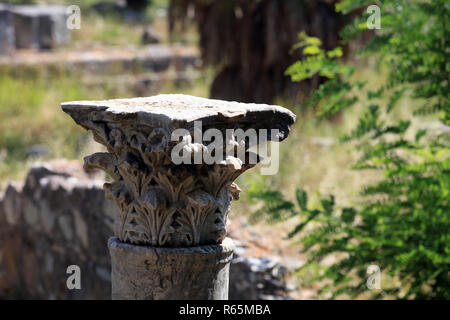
left=62, top=94, right=295, bottom=247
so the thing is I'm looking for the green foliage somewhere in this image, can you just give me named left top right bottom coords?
left=286, top=32, right=350, bottom=83
left=254, top=0, right=450, bottom=299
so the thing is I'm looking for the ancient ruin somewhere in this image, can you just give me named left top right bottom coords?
left=0, top=159, right=300, bottom=300
left=61, top=94, right=296, bottom=299
left=0, top=3, right=70, bottom=54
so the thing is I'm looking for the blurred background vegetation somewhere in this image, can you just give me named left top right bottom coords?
left=0, top=0, right=448, bottom=299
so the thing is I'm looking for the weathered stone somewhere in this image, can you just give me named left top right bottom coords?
left=44, top=252, right=54, bottom=273
left=11, top=7, right=37, bottom=49
left=61, top=94, right=295, bottom=137
left=3, top=182, right=22, bottom=226
left=230, top=246, right=291, bottom=300
left=23, top=197, right=40, bottom=227
left=0, top=45, right=200, bottom=90
left=141, top=27, right=161, bottom=45
left=74, top=210, right=89, bottom=248
left=40, top=201, right=55, bottom=233
left=0, top=4, right=71, bottom=53
left=0, top=160, right=118, bottom=299
left=62, top=94, right=295, bottom=247
left=109, top=236, right=234, bottom=300
left=0, top=159, right=299, bottom=299
left=10, top=5, right=70, bottom=50
left=0, top=4, right=15, bottom=55
left=0, top=233, right=22, bottom=296
left=22, top=250, right=39, bottom=295
left=73, top=208, right=89, bottom=249
left=58, top=214, right=74, bottom=241
left=61, top=94, right=295, bottom=300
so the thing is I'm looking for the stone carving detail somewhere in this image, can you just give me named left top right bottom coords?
left=62, top=94, right=295, bottom=246
left=84, top=126, right=250, bottom=247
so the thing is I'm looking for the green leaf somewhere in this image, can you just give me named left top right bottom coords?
left=296, top=188, right=308, bottom=211
left=415, top=129, right=427, bottom=142
left=303, top=45, right=321, bottom=55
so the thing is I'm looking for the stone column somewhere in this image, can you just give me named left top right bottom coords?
left=61, top=94, right=295, bottom=300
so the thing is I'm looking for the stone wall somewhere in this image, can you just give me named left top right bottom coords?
left=0, top=159, right=295, bottom=299
left=0, top=160, right=113, bottom=299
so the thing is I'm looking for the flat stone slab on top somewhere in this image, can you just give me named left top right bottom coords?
left=61, top=94, right=296, bottom=140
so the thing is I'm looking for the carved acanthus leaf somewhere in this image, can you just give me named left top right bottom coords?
left=61, top=94, right=296, bottom=246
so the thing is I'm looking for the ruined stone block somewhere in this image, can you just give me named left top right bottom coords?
left=0, top=4, right=15, bottom=54
left=10, top=5, right=70, bottom=50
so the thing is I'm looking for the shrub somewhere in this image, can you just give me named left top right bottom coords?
left=252, top=0, right=449, bottom=299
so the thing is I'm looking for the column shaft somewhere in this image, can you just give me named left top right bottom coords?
left=109, top=237, right=234, bottom=300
